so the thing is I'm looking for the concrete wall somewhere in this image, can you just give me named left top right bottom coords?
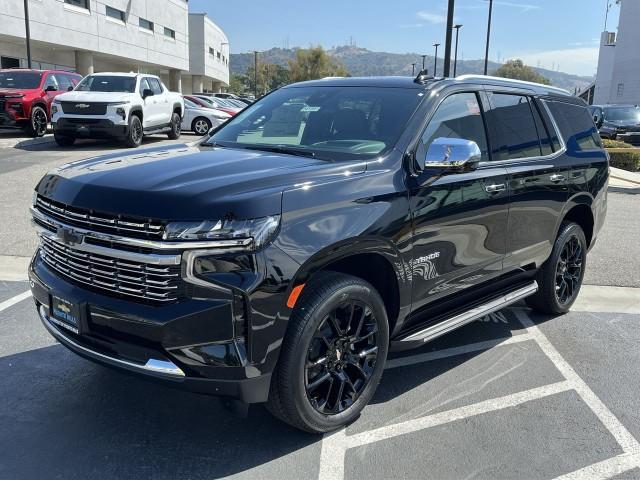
left=188, top=13, right=229, bottom=92
left=593, top=32, right=616, bottom=105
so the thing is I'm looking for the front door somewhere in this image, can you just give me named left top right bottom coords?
left=408, top=90, right=510, bottom=320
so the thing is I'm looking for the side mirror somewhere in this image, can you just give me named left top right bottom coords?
left=45, top=85, right=57, bottom=92
left=593, top=113, right=603, bottom=128
left=67, top=85, right=74, bottom=92
left=423, top=137, right=482, bottom=172
left=142, top=88, right=154, bottom=99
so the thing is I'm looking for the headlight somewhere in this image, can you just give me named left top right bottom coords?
left=163, top=215, right=280, bottom=251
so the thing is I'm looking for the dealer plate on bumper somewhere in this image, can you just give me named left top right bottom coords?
left=50, top=295, right=82, bottom=334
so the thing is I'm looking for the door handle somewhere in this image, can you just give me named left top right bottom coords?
left=485, top=183, right=506, bottom=193
left=550, top=174, right=566, bottom=183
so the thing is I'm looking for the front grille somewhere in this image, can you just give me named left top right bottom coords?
left=35, top=195, right=165, bottom=240
left=39, top=234, right=183, bottom=303
left=60, top=102, right=108, bottom=115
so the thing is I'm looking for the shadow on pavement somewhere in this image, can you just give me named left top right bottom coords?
left=0, top=344, right=317, bottom=480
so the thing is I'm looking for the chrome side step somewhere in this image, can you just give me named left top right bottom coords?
left=398, top=281, right=538, bottom=344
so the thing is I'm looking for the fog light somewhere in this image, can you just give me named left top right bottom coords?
left=51, top=105, right=58, bottom=114
left=116, top=107, right=126, bottom=120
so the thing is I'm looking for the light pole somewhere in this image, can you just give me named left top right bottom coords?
left=453, top=24, right=463, bottom=77
left=23, top=0, right=32, bottom=68
left=484, top=0, right=494, bottom=75
left=253, top=50, right=259, bottom=98
left=443, top=0, right=455, bottom=77
left=411, top=63, right=416, bottom=76
left=421, top=54, right=427, bottom=71
left=433, top=43, right=440, bottom=77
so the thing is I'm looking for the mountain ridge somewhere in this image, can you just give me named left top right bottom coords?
left=229, top=45, right=593, bottom=93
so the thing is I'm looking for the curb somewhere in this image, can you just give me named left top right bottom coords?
left=610, top=167, right=640, bottom=185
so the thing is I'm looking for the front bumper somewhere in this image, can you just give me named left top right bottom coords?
left=53, top=117, right=128, bottom=138
left=29, top=253, right=272, bottom=403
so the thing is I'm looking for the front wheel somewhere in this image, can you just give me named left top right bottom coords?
left=267, top=272, right=389, bottom=433
left=527, top=222, right=587, bottom=314
left=26, top=105, right=48, bottom=137
left=124, top=115, right=143, bottom=148
left=167, top=112, right=181, bottom=139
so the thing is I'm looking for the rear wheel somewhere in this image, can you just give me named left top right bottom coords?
left=167, top=112, right=181, bottom=139
left=54, top=134, right=75, bottom=147
left=267, top=272, right=389, bottom=433
left=26, top=105, right=48, bottom=137
left=191, top=117, right=212, bottom=136
left=124, top=115, right=143, bottom=148
left=527, top=222, right=586, bottom=314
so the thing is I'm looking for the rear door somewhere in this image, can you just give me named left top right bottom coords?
left=408, top=89, right=510, bottom=319
left=482, top=89, right=569, bottom=272
left=148, top=77, right=170, bottom=125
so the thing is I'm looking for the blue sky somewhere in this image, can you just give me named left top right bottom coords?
left=190, top=0, right=620, bottom=77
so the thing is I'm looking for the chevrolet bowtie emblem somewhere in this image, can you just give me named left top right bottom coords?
left=75, top=104, right=90, bottom=108
left=57, top=227, right=83, bottom=246
left=58, top=303, right=71, bottom=314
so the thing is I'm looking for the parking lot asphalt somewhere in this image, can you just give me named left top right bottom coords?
left=1, top=132, right=640, bottom=479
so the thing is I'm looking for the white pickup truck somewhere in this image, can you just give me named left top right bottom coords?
left=51, top=72, right=184, bottom=148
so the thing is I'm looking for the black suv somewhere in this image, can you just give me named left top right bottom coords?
left=29, top=74, right=608, bottom=433
left=589, top=104, right=640, bottom=144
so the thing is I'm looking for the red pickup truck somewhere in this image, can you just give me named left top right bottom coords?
left=0, top=69, right=82, bottom=137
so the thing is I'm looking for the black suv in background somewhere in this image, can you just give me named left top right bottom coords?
left=29, top=74, right=607, bottom=433
left=589, top=104, right=640, bottom=144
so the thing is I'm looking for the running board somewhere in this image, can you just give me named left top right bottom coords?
left=397, top=281, right=538, bottom=344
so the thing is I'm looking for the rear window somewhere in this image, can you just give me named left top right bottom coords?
left=484, top=93, right=542, bottom=160
left=545, top=100, right=601, bottom=151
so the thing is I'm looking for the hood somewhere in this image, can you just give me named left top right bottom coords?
left=0, top=89, right=34, bottom=97
left=54, top=91, right=135, bottom=103
left=36, top=144, right=366, bottom=221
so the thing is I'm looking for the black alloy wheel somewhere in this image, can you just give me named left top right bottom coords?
left=555, top=234, right=583, bottom=305
left=305, top=300, right=379, bottom=414
left=28, top=106, right=48, bottom=137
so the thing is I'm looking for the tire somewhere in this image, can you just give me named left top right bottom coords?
left=191, top=116, right=212, bottom=136
left=124, top=114, right=143, bottom=148
left=267, top=272, right=389, bottom=433
left=54, top=134, right=75, bottom=147
left=26, top=105, right=48, bottom=137
left=526, top=221, right=587, bottom=315
left=167, top=112, right=181, bottom=139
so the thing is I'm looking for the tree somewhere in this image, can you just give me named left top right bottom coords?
left=288, top=46, right=348, bottom=82
left=493, top=59, right=550, bottom=85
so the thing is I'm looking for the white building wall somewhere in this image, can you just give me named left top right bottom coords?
left=186, top=13, right=229, bottom=94
left=593, top=32, right=616, bottom=105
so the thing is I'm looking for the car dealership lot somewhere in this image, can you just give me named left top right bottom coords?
left=1, top=135, right=640, bottom=479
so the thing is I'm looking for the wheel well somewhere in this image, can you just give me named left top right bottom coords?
left=318, top=253, right=400, bottom=333
left=173, top=105, right=182, bottom=117
left=130, top=109, right=143, bottom=121
left=563, top=204, right=594, bottom=246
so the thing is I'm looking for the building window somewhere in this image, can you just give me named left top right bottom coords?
left=106, top=6, right=125, bottom=22
left=217, top=51, right=221, bottom=61
left=139, top=17, right=154, bottom=31
left=65, top=0, right=89, bottom=9
left=617, top=83, right=625, bottom=97
left=209, top=47, right=215, bottom=56
left=164, top=27, right=175, bottom=39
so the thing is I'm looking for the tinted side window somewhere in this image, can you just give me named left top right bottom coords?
left=530, top=100, right=554, bottom=156
left=544, top=100, right=601, bottom=151
left=418, top=92, right=489, bottom=165
left=43, top=74, right=59, bottom=91
left=149, top=78, right=163, bottom=95
left=57, top=74, right=73, bottom=91
left=485, top=93, right=541, bottom=160
left=535, top=98, right=561, bottom=151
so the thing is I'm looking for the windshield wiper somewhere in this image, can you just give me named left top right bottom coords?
left=242, top=144, right=316, bottom=158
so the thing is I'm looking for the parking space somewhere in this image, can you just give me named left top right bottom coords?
left=2, top=280, right=640, bottom=479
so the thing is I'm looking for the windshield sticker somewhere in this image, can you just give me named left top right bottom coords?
left=467, top=100, right=481, bottom=115
left=300, top=106, right=321, bottom=112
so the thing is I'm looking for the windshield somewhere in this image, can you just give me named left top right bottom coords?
left=0, top=71, right=42, bottom=89
left=75, top=75, right=136, bottom=93
left=604, top=107, right=640, bottom=122
left=208, top=86, right=423, bottom=160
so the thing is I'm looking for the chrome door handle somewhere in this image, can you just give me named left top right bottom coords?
left=550, top=174, right=566, bottom=183
left=485, top=183, right=506, bottom=193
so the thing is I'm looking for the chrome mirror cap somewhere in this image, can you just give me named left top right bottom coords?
left=424, top=137, right=482, bottom=170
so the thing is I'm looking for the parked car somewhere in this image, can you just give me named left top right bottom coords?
left=589, top=104, right=640, bottom=144
left=51, top=72, right=184, bottom=147
left=192, top=94, right=242, bottom=116
left=0, top=69, right=82, bottom=137
left=183, top=95, right=232, bottom=118
left=28, top=75, right=607, bottom=433
left=182, top=98, right=231, bottom=135
left=236, top=97, right=254, bottom=106
left=212, top=92, right=239, bottom=100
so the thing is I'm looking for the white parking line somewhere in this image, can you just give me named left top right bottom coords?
left=0, top=290, right=32, bottom=313
left=553, top=453, right=640, bottom=480
left=385, top=333, right=534, bottom=370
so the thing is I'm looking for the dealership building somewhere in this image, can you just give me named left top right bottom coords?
left=0, top=0, right=229, bottom=93
left=593, top=0, right=639, bottom=105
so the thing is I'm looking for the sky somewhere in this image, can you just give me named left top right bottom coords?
left=189, top=0, right=621, bottom=77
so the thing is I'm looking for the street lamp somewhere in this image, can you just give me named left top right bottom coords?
left=23, top=0, right=32, bottom=68
left=433, top=43, right=441, bottom=77
left=453, top=24, right=463, bottom=77
left=484, top=0, right=494, bottom=75
left=411, top=63, right=417, bottom=76
left=253, top=50, right=259, bottom=99
left=421, top=54, right=427, bottom=71
left=443, top=0, right=455, bottom=77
